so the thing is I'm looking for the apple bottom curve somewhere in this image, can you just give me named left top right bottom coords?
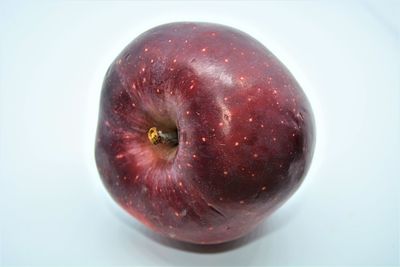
left=95, top=22, right=315, bottom=244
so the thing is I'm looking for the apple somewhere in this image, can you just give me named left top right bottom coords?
left=95, top=22, right=315, bottom=244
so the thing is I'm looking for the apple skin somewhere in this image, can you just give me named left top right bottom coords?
left=95, top=22, right=315, bottom=244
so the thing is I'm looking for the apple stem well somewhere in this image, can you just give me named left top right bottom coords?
left=147, top=127, right=179, bottom=146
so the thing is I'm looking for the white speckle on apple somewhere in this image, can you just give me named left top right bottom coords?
left=181, top=209, right=187, bottom=216
left=224, top=59, right=229, bottom=63
left=253, top=154, right=258, bottom=158
left=262, top=186, right=267, bottom=191
left=168, top=39, right=172, bottom=43
left=178, top=182, right=183, bottom=187
left=235, top=142, right=239, bottom=146
left=208, top=227, right=214, bottom=231
left=273, top=137, right=277, bottom=142
left=201, top=137, right=206, bottom=142
left=142, top=77, right=146, bottom=83
left=219, top=197, right=223, bottom=201
left=201, top=48, right=207, bottom=52
left=240, top=200, right=244, bottom=204
left=192, top=154, right=197, bottom=158
left=115, top=154, right=124, bottom=159
left=223, top=171, right=228, bottom=175
left=248, top=118, right=253, bottom=122
left=144, top=48, right=148, bottom=52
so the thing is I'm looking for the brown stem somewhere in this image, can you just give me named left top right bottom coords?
left=147, top=127, right=178, bottom=146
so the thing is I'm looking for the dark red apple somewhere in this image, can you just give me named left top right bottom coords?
left=95, top=22, right=315, bottom=244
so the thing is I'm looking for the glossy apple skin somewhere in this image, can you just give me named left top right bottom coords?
left=95, top=22, right=315, bottom=244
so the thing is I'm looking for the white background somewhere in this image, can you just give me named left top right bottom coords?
left=1, top=0, right=399, bottom=266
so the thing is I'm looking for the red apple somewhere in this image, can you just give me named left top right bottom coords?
left=95, top=22, right=315, bottom=244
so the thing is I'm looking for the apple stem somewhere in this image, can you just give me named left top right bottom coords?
left=147, top=127, right=178, bottom=146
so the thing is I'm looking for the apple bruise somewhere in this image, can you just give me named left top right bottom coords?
left=95, top=22, right=315, bottom=244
